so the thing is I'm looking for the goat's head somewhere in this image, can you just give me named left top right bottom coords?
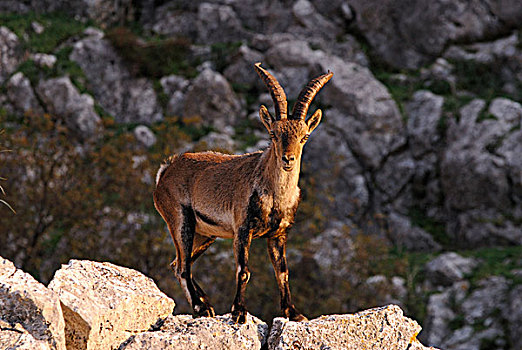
left=255, top=63, right=333, bottom=171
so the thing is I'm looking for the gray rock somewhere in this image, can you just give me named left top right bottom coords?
left=290, top=0, right=340, bottom=40
left=30, top=53, right=57, bottom=68
left=386, top=213, right=441, bottom=252
left=31, top=21, right=45, bottom=34
left=6, top=72, right=43, bottom=114
left=348, top=0, right=522, bottom=69
left=36, top=76, right=102, bottom=138
left=160, top=75, right=189, bottom=117
left=425, top=252, right=478, bottom=286
left=505, top=284, right=522, bottom=350
left=498, top=129, right=522, bottom=204
left=460, top=276, right=509, bottom=324
left=444, top=32, right=519, bottom=65
left=0, top=256, right=66, bottom=350
left=134, top=125, right=157, bottom=148
left=121, top=313, right=268, bottom=350
left=0, top=319, right=51, bottom=350
left=147, top=2, right=198, bottom=39
left=197, top=132, right=236, bottom=152
left=183, top=68, right=242, bottom=131
left=406, top=91, right=444, bottom=157
left=0, top=26, right=23, bottom=84
left=48, top=260, right=175, bottom=350
left=488, top=97, right=522, bottom=123
left=223, top=45, right=264, bottom=87
left=268, top=305, right=437, bottom=350
left=375, top=151, right=415, bottom=200
left=310, top=225, right=354, bottom=276
left=196, top=3, right=247, bottom=44
left=70, top=36, right=162, bottom=124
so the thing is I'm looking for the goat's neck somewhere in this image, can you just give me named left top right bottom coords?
left=258, top=146, right=301, bottom=209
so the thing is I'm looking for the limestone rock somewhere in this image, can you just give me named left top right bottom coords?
left=70, top=36, right=162, bottom=124
left=223, top=45, right=264, bottom=87
left=160, top=74, right=189, bottom=117
left=406, top=90, right=444, bottom=157
left=48, top=260, right=175, bottom=350
left=0, top=26, right=23, bottom=84
left=348, top=0, right=522, bottom=69
left=6, top=72, right=44, bottom=114
left=183, top=68, right=242, bottom=131
left=36, top=76, right=102, bottom=138
left=268, top=305, right=437, bottom=350
left=425, top=252, right=478, bottom=287
left=133, top=125, right=156, bottom=148
left=31, top=53, right=57, bottom=68
left=386, top=213, right=441, bottom=252
left=0, top=256, right=66, bottom=350
left=121, top=313, right=268, bottom=350
left=0, top=319, right=51, bottom=350
left=196, top=3, right=247, bottom=44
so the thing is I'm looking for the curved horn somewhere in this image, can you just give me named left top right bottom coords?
left=291, top=71, right=333, bottom=121
left=254, top=62, right=288, bottom=120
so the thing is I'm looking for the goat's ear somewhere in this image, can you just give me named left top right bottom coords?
left=306, top=109, right=322, bottom=133
left=259, top=105, right=274, bottom=131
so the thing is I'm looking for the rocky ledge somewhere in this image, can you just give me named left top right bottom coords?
left=0, top=256, right=437, bottom=350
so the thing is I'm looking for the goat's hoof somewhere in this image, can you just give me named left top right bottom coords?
left=290, top=313, right=308, bottom=322
left=194, top=304, right=215, bottom=318
left=231, top=309, right=248, bottom=324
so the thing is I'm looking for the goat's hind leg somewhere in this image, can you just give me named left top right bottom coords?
left=189, top=233, right=216, bottom=317
left=168, top=206, right=214, bottom=318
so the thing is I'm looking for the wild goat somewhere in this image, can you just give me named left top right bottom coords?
left=153, top=63, right=333, bottom=323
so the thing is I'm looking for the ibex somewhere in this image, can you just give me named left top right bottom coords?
left=153, top=63, right=332, bottom=323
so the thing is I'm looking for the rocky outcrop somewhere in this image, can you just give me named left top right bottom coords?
left=70, top=32, right=162, bottom=125
left=0, top=26, right=23, bottom=84
left=1, top=256, right=436, bottom=350
left=48, top=260, right=175, bottom=350
left=269, top=305, right=437, bottom=350
left=36, top=77, right=102, bottom=138
left=0, top=257, right=66, bottom=350
left=121, top=314, right=268, bottom=350
left=6, top=72, right=44, bottom=114
left=348, top=0, right=522, bottom=69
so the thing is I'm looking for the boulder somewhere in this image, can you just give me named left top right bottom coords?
left=36, top=76, right=102, bottom=138
left=0, top=256, right=66, bottom=350
left=406, top=90, right=444, bottom=157
left=160, top=74, right=189, bottom=117
left=425, top=252, right=478, bottom=287
left=223, top=45, right=264, bottom=87
left=196, top=3, right=248, bottom=44
left=70, top=35, right=162, bottom=124
left=30, top=53, right=57, bottom=68
left=183, top=68, right=243, bottom=131
left=0, top=26, right=23, bottom=84
left=6, top=72, right=44, bottom=114
left=505, top=284, right=522, bottom=350
left=121, top=313, right=268, bottom=350
left=48, top=260, right=175, bottom=350
left=386, top=213, right=441, bottom=252
left=348, top=0, right=522, bottom=69
left=133, top=125, right=157, bottom=148
left=0, top=319, right=51, bottom=350
left=268, top=305, right=437, bottom=350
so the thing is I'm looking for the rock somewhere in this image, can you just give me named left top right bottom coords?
left=406, top=90, right=444, bottom=157
left=290, top=0, right=340, bottom=40
left=0, top=256, right=66, bottom=350
left=460, top=276, right=509, bottom=324
left=375, top=151, right=415, bottom=201
left=36, top=76, right=102, bottom=138
left=183, top=68, right=242, bottom=131
left=310, top=225, right=354, bottom=276
left=505, top=284, right=522, bottom=350
left=197, top=132, right=236, bottom=152
left=0, top=26, right=23, bottom=84
left=0, top=319, right=51, bottom=350
left=425, top=252, right=478, bottom=287
left=160, top=74, right=189, bottom=117
left=488, top=97, right=522, bottom=123
left=6, top=72, right=44, bottom=114
left=497, top=129, right=522, bottom=204
left=348, top=0, right=522, bottom=69
left=121, top=313, right=268, bottom=350
left=223, top=45, right=264, bottom=87
left=31, top=21, right=45, bottom=34
left=48, top=259, right=175, bottom=350
left=70, top=36, right=162, bottom=124
left=134, top=125, right=156, bottom=148
left=444, top=32, right=519, bottom=65
left=268, top=305, right=437, bottom=350
left=196, top=3, right=247, bottom=44
left=30, top=53, right=57, bottom=68
left=386, top=213, right=441, bottom=252
left=147, top=2, right=198, bottom=39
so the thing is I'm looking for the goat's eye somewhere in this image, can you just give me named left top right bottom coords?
left=301, top=134, right=309, bottom=143
left=269, top=131, right=277, bottom=140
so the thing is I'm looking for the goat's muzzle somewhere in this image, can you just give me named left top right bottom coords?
left=282, top=155, right=296, bottom=171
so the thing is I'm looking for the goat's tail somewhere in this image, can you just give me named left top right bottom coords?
left=155, top=155, right=177, bottom=186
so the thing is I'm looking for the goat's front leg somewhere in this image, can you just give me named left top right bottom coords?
left=231, top=227, right=252, bottom=324
left=267, top=234, right=307, bottom=321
